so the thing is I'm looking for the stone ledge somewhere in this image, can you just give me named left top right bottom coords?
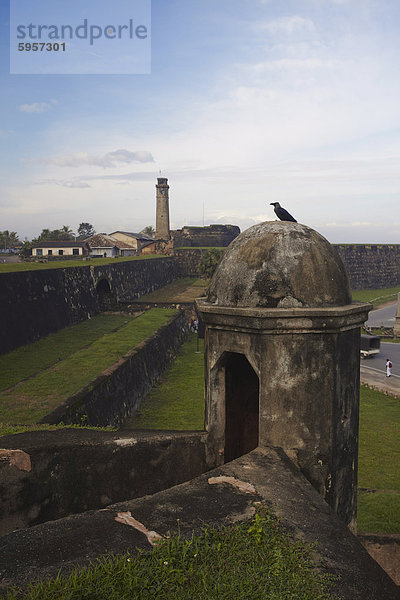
left=197, top=299, right=371, bottom=332
left=0, top=429, right=211, bottom=536
left=0, top=447, right=398, bottom=599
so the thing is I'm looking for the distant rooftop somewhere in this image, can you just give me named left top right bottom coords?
left=109, top=231, right=154, bottom=241
left=31, top=241, right=89, bottom=249
left=84, top=234, right=135, bottom=249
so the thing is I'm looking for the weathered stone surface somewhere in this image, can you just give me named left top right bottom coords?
left=197, top=298, right=370, bottom=528
left=0, top=448, right=398, bottom=599
left=208, top=222, right=352, bottom=308
left=0, top=429, right=211, bottom=536
left=0, top=449, right=31, bottom=472
left=197, top=220, right=371, bottom=529
left=173, top=247, right=215, bottom=277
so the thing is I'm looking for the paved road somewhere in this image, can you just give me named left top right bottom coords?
left=361, top=341, right=400, bottom=379
left=366, top=303, right=397, bottom=328
left=0, top=254, right=20, bottom=263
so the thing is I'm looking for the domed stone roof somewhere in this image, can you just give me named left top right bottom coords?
left=207, top=221, right=351, bottom=308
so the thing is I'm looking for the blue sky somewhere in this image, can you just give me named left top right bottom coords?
left=1, top=0, right=400, bottom=242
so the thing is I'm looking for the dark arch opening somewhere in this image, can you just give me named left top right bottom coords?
left=224, top=353, right=259, bottom=463
left=96, top=278, right=111, bottom=294
left=96, top=278, right=116, bottom=310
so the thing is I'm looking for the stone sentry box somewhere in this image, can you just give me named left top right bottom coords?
left=197, top=221, right=371, bottom=530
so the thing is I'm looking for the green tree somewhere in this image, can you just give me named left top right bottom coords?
left=36, top=228, right=52, bottom=241
left=77, top=222, right=96, bottom=239
left=35, top=226, right=75, bottom=242
left=19, top=239, right=33, bottom=258
left=0, top=230, right=20, bottom=250
left=58, top=225, right=75, bottom=240
left=198, top=248, right=225, bottom=278
left=140, top=225, right=155, bottom=238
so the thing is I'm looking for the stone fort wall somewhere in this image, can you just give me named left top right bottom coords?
left=334, top=244, right=400, bottom=290
left=40, top=310, right=188, bottom=429
left=175, top=244, right=400, bottom=290
left=0, top=258, right=178, bottom=355
left=1, top=245, right=399, bottom=355
left=0, top=429, right=211, bottom=536
left=172, top=224, right=240, bottom=248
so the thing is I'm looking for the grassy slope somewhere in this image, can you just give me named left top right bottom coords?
left=126, top=333, right=205, bottom=430
left=0, top=314, right=135, bottom=392
left=132, top=278, right=209, bottom=303
left=2, top=507, right=336, bottom=600
left=0, top=309, right=176, bottom=424
left=357, top=386, right=400, bottom=533
left=0, top=255, right=163, bottom=274
left=352, top=285, right=400, bottom=307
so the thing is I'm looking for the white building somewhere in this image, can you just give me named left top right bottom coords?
left=31, top=241, right=90, bottom=257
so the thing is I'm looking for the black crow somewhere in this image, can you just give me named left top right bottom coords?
left=270, top=202, right=297, bottom=222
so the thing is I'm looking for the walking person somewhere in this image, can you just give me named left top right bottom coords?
left=386, top=358, right=392, bottom=377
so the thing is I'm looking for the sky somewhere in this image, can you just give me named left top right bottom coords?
left=1, top=0, right=400, bottom=243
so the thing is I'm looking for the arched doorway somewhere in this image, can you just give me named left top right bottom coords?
left=224, top=352, right=259, bottom=462
left=96, top=278, right=115, bottom=310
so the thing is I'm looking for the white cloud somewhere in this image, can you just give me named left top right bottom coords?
left=248, top=57, right=339, bottom=73
left=17, top=102, right=54, bottom=113
left=39, top=149, right=154, bottom=169
left=256, top=16, right=316, bottom=36
left=38, top=171, right=155, bottom=187
left=5, top=2, right=399, bottom=244
left=39, top=179, right=92, bottom=189
left=107, top=149, right=154, bottom=164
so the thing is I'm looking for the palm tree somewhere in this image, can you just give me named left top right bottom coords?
left=53, top=225, right=75, bottom=241
left=140, top=225, right=155, bottom=238
left=37, top=229, right=52, bottom=241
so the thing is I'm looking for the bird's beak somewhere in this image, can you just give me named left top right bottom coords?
left=269, top=203, right=274, bottom=206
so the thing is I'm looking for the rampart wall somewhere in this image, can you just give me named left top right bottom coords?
left=175, top=245, right=400, bottom=289
left=0, top=258, right=178, bottom=355
left=173, top=248, right=210, bottom=277
left=334, top=244, right=400, bottom=290
left=172, top=224, right=240, bottom=248
left=0, top=246, right=399, bottom=357
left=40, top=310, right=188, bottom=428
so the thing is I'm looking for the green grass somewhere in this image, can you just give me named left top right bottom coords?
left=0, top=423, right=116, bottom=437
left=358, top=387, right=400, bottom=490
left=0, top=309, right=177, bottom=424
left=0, top=255, right=163, bottom=274
left=125, top=333, right=205, bottom=430
left=352, top=286, right=400, bottom=307
left=2, top=506, right=337, bottom=600
left=0, top=314, right=135, bottom=392
left=357, top=492, right=400, bottom=534
left=133, top=278, right=209, bottom=304
left=357, top=385, right=400, bottom=533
